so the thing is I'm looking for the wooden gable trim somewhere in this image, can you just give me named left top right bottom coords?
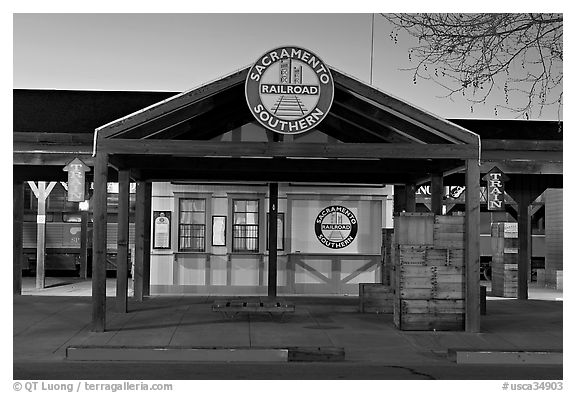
left=96, top=68, right=250, bottom=139
left=331, top=69, right=480, bottom=145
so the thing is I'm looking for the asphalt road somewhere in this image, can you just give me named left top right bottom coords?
left=14, top=361, right=563, bottom=380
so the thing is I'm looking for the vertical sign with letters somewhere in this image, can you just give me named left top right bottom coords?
left=482, top=166, right=509, bottom=211
left=63, top=158, right=90, bottom=202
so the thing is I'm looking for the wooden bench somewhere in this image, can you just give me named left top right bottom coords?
left=212, top=300, right=295, bottom=321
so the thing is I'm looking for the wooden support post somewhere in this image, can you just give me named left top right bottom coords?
left=92, top=152, right=108, bottom=332
left=381, top=228, right=394, bottom=285
left=393, top=185, right=406, bottom=213
left=116, top=169, right=130, bottom=312
left=431, top=174, right=444, bottom=215
left=79, top=210, right=89, bottom=279
left=268, top=182, right=278, bottom=298
left=14, top=180, right=23, bottom=295
left=36, top=184, right=46, bottom=289
left=465, top=159, right=481, bottom=333
left=517, top=195, right=531, bottom=300
left=405, top=183, right=416, bottom=212
left=134, top=181, right=145, bottom=301
left=28, top=181, right=56, bottom=289
left=143, top=182, right=152, bottom=297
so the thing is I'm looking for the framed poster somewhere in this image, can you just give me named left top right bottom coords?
left=153, top=211, right=171, bottom=249
left=212, top=216, right=226, bottom=246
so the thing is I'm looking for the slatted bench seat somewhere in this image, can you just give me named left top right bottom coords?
left=212, top=299, right=295, bottom=320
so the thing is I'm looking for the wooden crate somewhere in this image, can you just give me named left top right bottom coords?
left=394, top=213, right=434, bottom=246
left=399, top=299, right=464, bottom=314
left=393, top=214, right=466, bottom=331
left=397, top=245, right=428, bottom=266
left=433, top=215, right=465, bottom=249
left=359, top=283, right=394, bottom=314
left=395, top=312, right=465, bottom=331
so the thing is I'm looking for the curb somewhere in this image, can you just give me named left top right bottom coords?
left=449, top=350, right=562, bottom=365
left=66, top=346, right=345, bottom=362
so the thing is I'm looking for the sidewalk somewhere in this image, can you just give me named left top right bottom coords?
left=14, top=278, right=563, bottom=367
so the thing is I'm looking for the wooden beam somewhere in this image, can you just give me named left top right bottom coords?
left=143, top=182, right=152, bottom=297
left=332, top=70, right=480, bottom=145
left=482, top=140, right=563, bottom=151
left=324, top=112, right=393, bottom=143
left=318, top=115, right=387, bottom=143
left=97, top=69, right=248, bottom=138
left=117, top=91, right=244, bottom=140
left=330, top=101, right=415, bottom=143
left=481, top=150, right=562, bottom=162
left=268, top=183, right=278, bottom=298
left=481, top=161, right=562, bottom=175
left=134, top=181, right=145, bottom=301
left=431, top=174, right=443, bottom=214
left=13, top=132, right=94, bottom=144
left=465, top=159, right=481, bottom=333
left=137, top=168, right=415, bottom=184
left=98, top=140, right=479, bottom=160
left=92, top=152, right=108, bottom=332
left=335, top=90, right=443, bottom=144
left=116, top=169, right=130, bottom=313
left=14, top=153, right=94, bottom=166
left=14, top=142, right=93, bottom=155
left=13, top=180, right=23, bottom=295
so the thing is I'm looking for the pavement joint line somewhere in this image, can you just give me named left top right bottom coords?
left=51, top=319, right=93, bottom=355
left=305, top=307, right=336, bottom=347
left=167, top=301, right=193, bottom=347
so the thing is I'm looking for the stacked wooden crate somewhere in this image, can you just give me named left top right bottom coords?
left=491, top=222, right=518, bottom=297
left=393, top=213, right=465, bottom=331
left=359, top=283, right=394, bottom=313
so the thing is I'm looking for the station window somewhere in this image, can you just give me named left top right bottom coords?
left=232, top=200, right=259, bottom=252
left=178, top=199, right=206, bottom=252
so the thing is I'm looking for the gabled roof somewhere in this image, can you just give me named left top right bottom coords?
left=94, top=66, right=480, bottom=146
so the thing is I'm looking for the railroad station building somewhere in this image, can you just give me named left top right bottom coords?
left=13, top=47, right=563, bottom=334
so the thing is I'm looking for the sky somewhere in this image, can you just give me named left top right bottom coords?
left=12, top=12, right=564, bottom=121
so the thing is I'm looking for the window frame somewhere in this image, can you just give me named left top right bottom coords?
left=178, top=197, right=207, bottom=252
left=231, top=198, right=260, bottom=253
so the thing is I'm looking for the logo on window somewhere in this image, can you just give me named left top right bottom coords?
left=315, top=205, right=358, bottom=249
left=245, top=46, right=334, bottom=135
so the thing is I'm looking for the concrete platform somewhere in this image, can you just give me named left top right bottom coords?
left=13, top=278, right=563, bottom=379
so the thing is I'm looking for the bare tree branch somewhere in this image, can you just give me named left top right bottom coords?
left=382, top=13, right=563, bottom=119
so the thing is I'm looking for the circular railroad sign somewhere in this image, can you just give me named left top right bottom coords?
left=245, top=46, right=334, bottom=135
left=314, top=205, right=358, bottom=249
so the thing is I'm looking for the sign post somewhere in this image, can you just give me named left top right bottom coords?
left=63, top=158, right=91, bottom=202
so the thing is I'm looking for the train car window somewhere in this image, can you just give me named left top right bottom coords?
left=63, top=213, right=82, bottom=223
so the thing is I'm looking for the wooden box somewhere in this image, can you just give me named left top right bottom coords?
left=394, top=213, right=434, bottom=246
left=359, top=283, right=394, bottom=314
left=393, top=214, right=466, bottom=331
left=433, top=215, right=465, bottom=249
